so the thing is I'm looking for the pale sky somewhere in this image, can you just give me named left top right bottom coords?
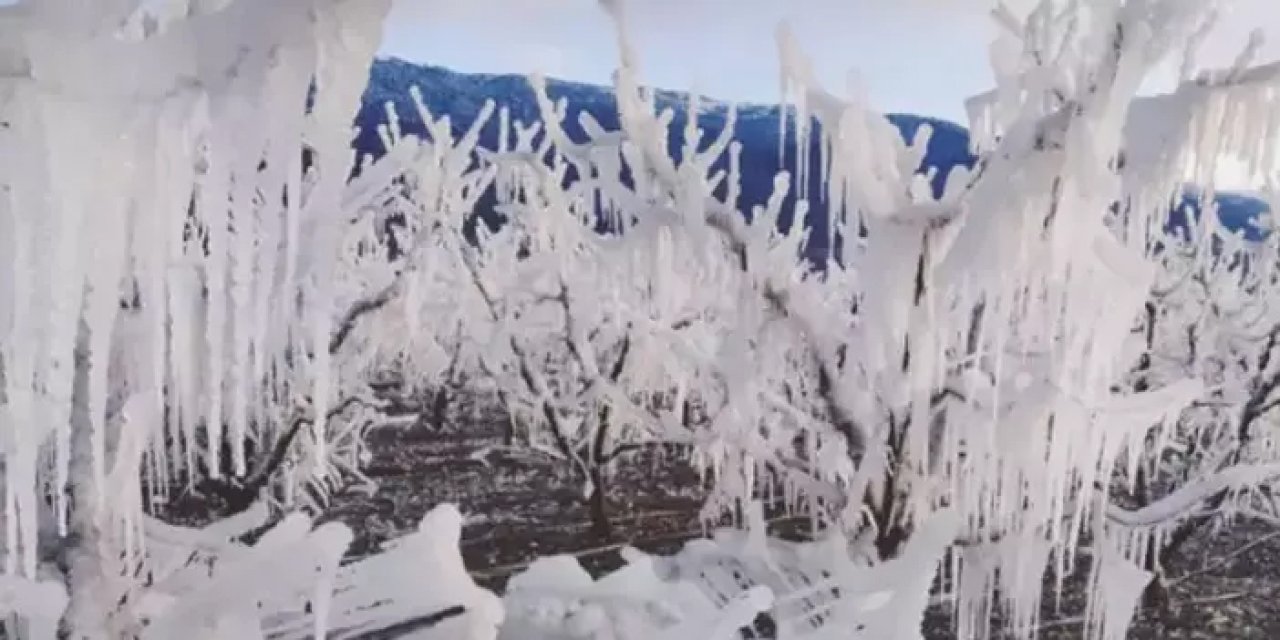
left=382, top=0, right=1280, bottom=122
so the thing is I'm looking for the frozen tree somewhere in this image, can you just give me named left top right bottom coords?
left=0, top=0, right=497, bottom=636
left=429, top=82, right=747, bottom=539
left=468, top=0, right=1279, bottom=637
left=339, top=0, right=1280, bottom=635
left=1098, top=188, right=1280, bottom=610
left=759, top=1, right=1280, bottom=637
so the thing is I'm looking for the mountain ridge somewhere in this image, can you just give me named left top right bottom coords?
left=356, top=57, right=1270, bottom=251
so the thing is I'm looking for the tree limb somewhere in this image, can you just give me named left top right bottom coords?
left=198, top=394, right=377, bottom=514
left=329, top=277, right=405, bottom=355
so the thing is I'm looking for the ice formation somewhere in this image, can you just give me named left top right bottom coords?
left=0, top=0, right=409, bottom=636
left=767, top=1, right=1280, bottom=637
left=439, top=1, right=1280, bottom=637
left=2, top=0, right=1279, bottom=637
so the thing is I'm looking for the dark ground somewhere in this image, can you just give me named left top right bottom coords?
left=300, top=400, right=1280, bottom=639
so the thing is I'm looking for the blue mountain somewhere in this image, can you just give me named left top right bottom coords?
left=355, top=57, right=1270, bottom=260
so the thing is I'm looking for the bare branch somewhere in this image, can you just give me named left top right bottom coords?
left=1106, top=463, right=1280, bottom=529
left=198, top=394, right=381, bottom=514
left=706, top=209, right=867, bottom=459
left=330, top=276, right=404, bottom=355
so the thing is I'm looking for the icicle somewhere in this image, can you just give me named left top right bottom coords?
left=200, top=150, right=229, bottom=479
left=776, top=23, right=809, bottom=201
left=228, top=168, right=255, bottom=479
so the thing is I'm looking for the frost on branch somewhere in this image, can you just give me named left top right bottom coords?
left=1094, top=202, right=1280, bottom=608
left=385, top=2, right=1280, bottom=635
left=759, top=0, right=1280, bottom=637
left=0, top=0, right=416, bottom=636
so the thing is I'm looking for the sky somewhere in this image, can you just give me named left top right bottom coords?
left=381, top=0, right=1279, bottom=123
left=1, top=0, right=1276, bottom=187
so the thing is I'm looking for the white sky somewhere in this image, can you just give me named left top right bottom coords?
left=382, top=0, right=1279, bottom=122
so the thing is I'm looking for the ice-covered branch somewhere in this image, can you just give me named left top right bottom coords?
left=1107, top=463, right=1280, bottom=528
left=197, top=394, right=387, bottom=515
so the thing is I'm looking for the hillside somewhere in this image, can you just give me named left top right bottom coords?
left=355, top=57, right=1271, bottom=252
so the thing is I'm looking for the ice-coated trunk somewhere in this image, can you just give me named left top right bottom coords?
left=430, top=384, right=450, bottom=431
left=58, top=318, right=110, bottom=639
left=587, top=468, right=613, bottom=541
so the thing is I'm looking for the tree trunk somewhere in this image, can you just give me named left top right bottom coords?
left=495, top=390, right=517, bottom=446
left=874, top=524, right=909, bottom=560
left=588, top=468, right=612, bottom=541
left=1140, top=521, right=1176, bottom=622
left=429, top=385, right=449, bottom=431
left=503, top=415, right=516, bottom=447
left=1141, top=573, right=1171, bottom=617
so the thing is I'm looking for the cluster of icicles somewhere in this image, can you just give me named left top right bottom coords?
left=771, top=1, right=1280, bottom=638
left=433, top=1, right=1280, bottom=637
left=0, top=0, right=402, bottom=635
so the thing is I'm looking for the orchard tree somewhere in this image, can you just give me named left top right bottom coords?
left=437, top=85, right=747, bottom=539
left=1103, top=195, right=1280, bottom=611
left=764, top=2, right=1280, bottom=637
left=548, top=0, right=1280, bottom=638
left=0, top=0, right=494, bottom=637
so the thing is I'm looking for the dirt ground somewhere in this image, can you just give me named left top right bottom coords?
left=309, top=404, right=1280, bottom=639
left=324, top=410, right=708, bottom=590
